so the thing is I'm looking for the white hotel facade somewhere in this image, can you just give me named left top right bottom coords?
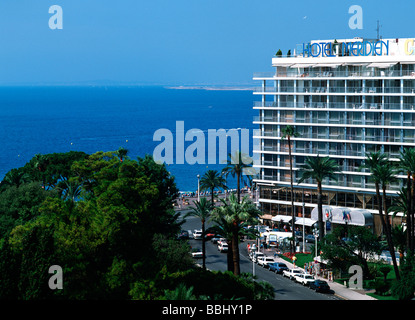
left=253, top=38, right=415, bottom=234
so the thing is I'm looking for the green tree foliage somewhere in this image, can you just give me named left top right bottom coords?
left=320, top=225, right=382, bottom=279
left=0, top=182, right=50, bottom=238
left=0, top=151, right=185, bottom=299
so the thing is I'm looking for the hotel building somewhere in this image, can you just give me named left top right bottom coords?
left=253, top=38, right=415, bottom=234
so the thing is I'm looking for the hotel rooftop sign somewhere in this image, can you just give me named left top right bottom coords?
left=302, top=39, right=389, bottom=58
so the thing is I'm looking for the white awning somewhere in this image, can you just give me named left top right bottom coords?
left=367, top=62, right=397, bottom=68
left=271, top=215, right=292, bottom=222
left=313, top=64, right=341, bottom=68
left=342, top=62, right=369, bottom=66
left=295, top=217, right=316, bottom=227
left=289, top=63, right=315, bottom=68
left=311, top=205, right=373, bottom=227
left=275, top=63, right=295, bottom=68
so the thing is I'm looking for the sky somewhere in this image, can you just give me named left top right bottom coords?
left=0, top=0, right=414, bottom=86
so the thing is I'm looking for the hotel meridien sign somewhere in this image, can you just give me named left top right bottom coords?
left=302, top=40, right=390, bottom=57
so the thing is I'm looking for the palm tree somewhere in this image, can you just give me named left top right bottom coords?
left=363, top=152, right=400, bottom=280
left=376, top=161, right=401, bottom=280
left=212, top=194, right=260, bottom=276
left=222, top=151, right=255, bottom=203
left=360, top=151, right=389, bottom=235
left=281, top=125, right=299, bottom=253
left=200, top=170, right=227, bottom=207
left=297, top=155, right=339, bottom=240
left=184, top=197, right=213, bottom=269
left=398, top=148, right=415, bottom=252
left=115, top=147, right=129, bottom=162
left=2, top=169, right=30, bottom=188
left=208, top=211, right=235, bottom=272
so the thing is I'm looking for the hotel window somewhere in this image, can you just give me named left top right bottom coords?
left=403, top=130, right=415, bottom=143
left=329, top=127, right=343, bottom=139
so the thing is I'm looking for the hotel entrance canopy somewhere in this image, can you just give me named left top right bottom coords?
left=311, top=205, right=373, bottom=227
left=271, top=215, right=292, bottom=223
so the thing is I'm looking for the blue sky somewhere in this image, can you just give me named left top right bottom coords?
left=0, top=0, right=413, bottom=85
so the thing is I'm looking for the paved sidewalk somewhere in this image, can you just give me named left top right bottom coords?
left=258, top=248, right=377, bottom=300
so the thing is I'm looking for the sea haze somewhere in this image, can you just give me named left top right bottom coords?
left=0, top=85, right=256, bottom=192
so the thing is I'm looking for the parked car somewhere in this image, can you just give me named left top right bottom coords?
left=218, top=241, right=228, bottom=252
left=250, top=251, right=265, bottom=263
left=177, top=230, right=189, bottom=240
left=257, top=256, right=275, bottom=268
left=191, top=248, right=203, bottom=258
left=193, top=229, right=203, bottom=239
left=282, top=268, right=304, bottom=280
left=294, top=273, right=315, bottom=286
left=211, top=236, right=221, bottom=244
left=305, top=234, right=316, bottom=243
left=268, top=262, right=289, bottom=274
left=309, top=280, right=331, bottom=293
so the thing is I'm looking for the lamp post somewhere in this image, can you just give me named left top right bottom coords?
left=197, top=174, right=200, bottom=202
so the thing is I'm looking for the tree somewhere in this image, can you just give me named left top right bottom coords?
left=297, top=155, right=339, bottom=240
left=184, top=197, right=213, bottom=269
left=200, top=170, right=227, bottom=206
left=362, top=152, right=400, bottom=280
left=1, top=168, right=30, bottom=189
left=222, top=151, right=255, bottom=203
left=212, top=194, right=260, bottom=276
left=281, top=125, right=299, bottom=253
left=321, top=225, right=382, bottom=279
left=398, top=148, right=415, bottom=252
left=115, top=147, right=129, bottom=162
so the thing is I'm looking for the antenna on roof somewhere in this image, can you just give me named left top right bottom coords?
left=376, top=20, right=382, bottom=40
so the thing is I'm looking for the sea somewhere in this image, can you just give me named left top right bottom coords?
left=0, top=85, right=257, bottom=192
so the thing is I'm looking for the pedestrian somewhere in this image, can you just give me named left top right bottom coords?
left=247, top=243, right=250, bottom=252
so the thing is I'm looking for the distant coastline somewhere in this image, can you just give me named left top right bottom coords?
left=166, top=85, right=255, bottom=91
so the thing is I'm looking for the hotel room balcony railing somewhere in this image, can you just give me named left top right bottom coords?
left=254, top=116, right=413, bottom=128
left=259, top=145, right=406, bottom=158
left=255, top=86, right=415, bottom=95
left=253, top=101, right=415, bottom=111
left=253, top=70, right=415, bottom=79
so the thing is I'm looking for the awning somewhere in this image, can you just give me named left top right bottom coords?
left=310, top=205, right=373, bottom=227
left=289, top=63, right=315, bottom=68
left=367, top=62, right=397, bottom=68
left=271, top=215, right=292, bottom=223
left=312, top=64, right=341, bottom=68
left=260, top=214, right=273, bottom=221
left=295, top=217, right=316, bottom=227
left=342, top=62, right=369, bottom=66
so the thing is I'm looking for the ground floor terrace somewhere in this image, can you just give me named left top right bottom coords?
left=258, top=185, right=405, bottom=236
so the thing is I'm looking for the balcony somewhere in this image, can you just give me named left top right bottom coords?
left=253, top=69, right=415, bottom=79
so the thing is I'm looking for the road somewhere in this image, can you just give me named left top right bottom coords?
left=180, top=212, right=340, bottom=300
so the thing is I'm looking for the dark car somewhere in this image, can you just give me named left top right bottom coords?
left=305, top=234, right=316, bottom=243
left=177, top=230, right=189, bottom=240
left=309, top=280, right=331, bottom=293
left=268, top=262, right=289, bottom=274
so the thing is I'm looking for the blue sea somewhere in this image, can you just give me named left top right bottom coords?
left=0, top=86, right=256, bottom=192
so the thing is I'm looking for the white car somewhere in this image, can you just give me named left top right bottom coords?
left=282, top=268, right=304, bottom=280
left=191, top=248, right=203, bottom=258
left=251, top=251, right=265, bottom=263
left=294, top=273, right=315, bottom=286
left=193, top=229, right=203, bottom=239
left=218, top=241, right=228, bottom=252
left=257, top=256, right=275, bottom=268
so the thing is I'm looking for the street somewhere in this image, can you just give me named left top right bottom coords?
left=180, top=213, right=341, bottom=300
